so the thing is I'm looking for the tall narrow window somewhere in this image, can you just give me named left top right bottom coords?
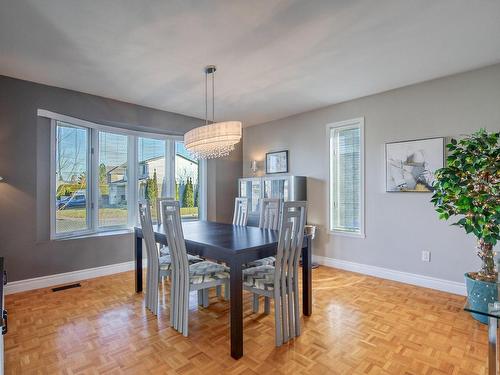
left=55, top=122, right=90, bottom=234
left=137, top=137, right=166, bottom=222
left=98, top=132, right=129, bottom=228
left=175, top=141, right=199, bottom=220
left=328, top=118, right=364, bottom=237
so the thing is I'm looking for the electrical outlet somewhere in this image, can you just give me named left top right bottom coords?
left=421, top=250, right=431, bottom=262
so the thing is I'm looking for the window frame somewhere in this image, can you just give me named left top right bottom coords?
left=44, top=110, right=205, bottom=240
left=326, top=117, right=365, bottom=238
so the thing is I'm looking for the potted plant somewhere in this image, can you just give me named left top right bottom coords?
left=431, top=129, right=499, bottom=323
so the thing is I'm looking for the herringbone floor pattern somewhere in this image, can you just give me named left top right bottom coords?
left=4, top=267, right=488, bottom=374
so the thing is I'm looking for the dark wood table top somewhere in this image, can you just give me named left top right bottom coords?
left=135, top=221, right=281, bottom=262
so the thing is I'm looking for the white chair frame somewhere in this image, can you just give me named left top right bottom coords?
left=138, top=202, right=169, bottom=315
left=162, top=200, right=230, bottom=336
left=243, top=201, right=307, bottom=346
left=252, top=198, right=282, bottom=313
left=233, top=197, right=249, bottom=226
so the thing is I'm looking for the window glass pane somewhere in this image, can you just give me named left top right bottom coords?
left=138, top=137, right=166, bottom=222
left=331, top=126, right=361, bottom=233
left=98, top=132, right=129, bottom=227
left=175, top=141, right=199, bottom=220
left=55, top=122, right=89, bottom=234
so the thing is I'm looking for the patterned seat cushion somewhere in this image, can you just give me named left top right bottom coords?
left=244, top=256, right=276, bottom=269
left=159, top=255, right=172, bottom=271
left=189, top=261, right=230, bottom=285
left=159, top=246, right=169, bottom=256
left=243, top=265, right=276, bottom=291
left=158, top=254, right=203, bottom=271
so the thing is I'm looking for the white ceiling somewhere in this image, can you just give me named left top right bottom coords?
left=1, top=1, right=500, bottom=126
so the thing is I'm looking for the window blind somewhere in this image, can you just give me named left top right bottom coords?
left=330, top=124, right=362, bottom=234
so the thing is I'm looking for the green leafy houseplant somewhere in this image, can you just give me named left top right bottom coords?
left=431, top=129, right=500, bottom=281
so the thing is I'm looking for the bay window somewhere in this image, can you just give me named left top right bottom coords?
left=45, top=110, right=205, bottom=239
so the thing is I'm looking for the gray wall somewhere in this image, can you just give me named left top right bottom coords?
left=207, top=142, right=243, bottom=223
left=0, top=75, right=242, bottom=281
left=243, top=63, right=500, bottom=283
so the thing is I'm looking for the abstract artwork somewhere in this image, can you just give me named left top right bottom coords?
left=385, top=137, right=444, bottom=192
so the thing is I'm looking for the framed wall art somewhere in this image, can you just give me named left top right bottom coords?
left=385, top=137, right=444, bottom=192
left=266, top=150, right=288, bottom=174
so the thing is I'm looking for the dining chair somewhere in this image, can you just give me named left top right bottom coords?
left=138, top=202, right=202, bottom=315
left=162, top=200, right=230, bottom=337
left=233, top=197, right=249, bottom=226
left=246, top=198, right=282, bottom=313
left=242, top=201, right=307, bottom=346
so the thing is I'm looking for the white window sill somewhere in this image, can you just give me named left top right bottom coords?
left=52, top=228, right=133, bottom=241
left=328, top=230, right=365, bottom=239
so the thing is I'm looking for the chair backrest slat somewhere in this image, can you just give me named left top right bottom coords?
left=259, top=198, right=281, bottom=230
left=233, top=197, right=249, bottom=226
left=161, top=200, right=189, bottom=277
left=138, top=203, right=160, bottom=271
left=156, top=197, right=174, bottom=225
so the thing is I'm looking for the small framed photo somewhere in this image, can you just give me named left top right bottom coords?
left=385, top=137, right=445, bottom=192
left=266, top=150, right=288, bottom=174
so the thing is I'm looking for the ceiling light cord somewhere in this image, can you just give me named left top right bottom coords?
left=212, top=68, right=215, bottom=123
left=205, top=69, right=208, bottom=126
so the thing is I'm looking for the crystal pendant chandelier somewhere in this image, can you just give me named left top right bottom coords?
left=184, top=65, right=242, bottom=159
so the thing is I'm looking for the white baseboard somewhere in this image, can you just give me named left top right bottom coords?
left=5, top=259, right=147, bottom=295
left=6, top=256, right=466, bottom=297
left=313, top=255, right=466, bottom=296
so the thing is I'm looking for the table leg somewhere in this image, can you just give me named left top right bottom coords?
left=301, top=237, right=312, bottom=316
left=488, top=317, right=497, bottom=375
left=230, top=261, right=243, bottom=359
left=135, top=229, right=143, bottom=293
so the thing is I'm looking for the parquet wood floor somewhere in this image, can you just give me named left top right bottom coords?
left=4, top=266, right=488, bottom=374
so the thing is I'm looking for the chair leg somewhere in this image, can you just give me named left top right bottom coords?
left=280, top=279, right=289, bottom=343
left=252, top=294, right=259, bottom=313
left=287, top=275, right=295, bottom=338
left=176, top=274, right=184, bottom=333
left=174, top=273, right=181, bottom=330
left=216, top=285, right=222, bottom=297
left=170, top=274, right=175, bottom=327
left=202, top=289, right=209, bottom=308
left=224, top=281, right=230, bottom=300
left=197, top=290, right=203, bottom=306
left=181, top=277, right=188, bottom=333
left=145, top=264, right=151, bottom=311
left=274, top=289, right=282, bottom=347
left=293, top=276, right=301, bottom=337
left=182, top=284, right=189, bottom=337
left=153, top=267, right=159, bottom=315
left=264, top=297, right=271, bottom=315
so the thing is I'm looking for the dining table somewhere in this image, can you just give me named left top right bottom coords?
left=133, top=220, right=313, bottom=359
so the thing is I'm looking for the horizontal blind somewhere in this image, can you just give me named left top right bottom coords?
left=331, top=126, right=361, bottom=233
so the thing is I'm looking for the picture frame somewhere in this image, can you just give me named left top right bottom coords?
left=265, top=150, right=288, bottom=174
left=385, top=137, right=445, bottom=192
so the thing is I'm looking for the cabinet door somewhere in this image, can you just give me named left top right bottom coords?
left=264, top=178, right=289, bottom=201
left=250, top=179, right=261, bottom=213
left=239, top=179, right=261, bottom=214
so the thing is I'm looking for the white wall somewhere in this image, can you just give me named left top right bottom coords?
left=243, top=64, right=500, bottom=284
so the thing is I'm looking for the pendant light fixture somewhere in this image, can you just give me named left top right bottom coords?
left=184, top=65, right=242, bottom=159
